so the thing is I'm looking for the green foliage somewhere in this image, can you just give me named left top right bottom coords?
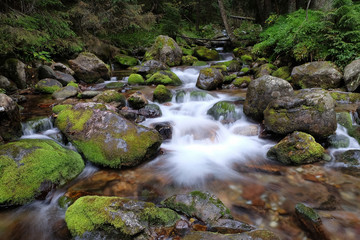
left=233, top=22, right=262, bottom=46
left=158, top=3, right=182, bottom=37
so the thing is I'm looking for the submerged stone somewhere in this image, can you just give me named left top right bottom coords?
left=194, top=46, right=220, bottom=61
left=153, top=85, right=172, bottom=103
left=196, top=68, right=223, bottom=90
left=207, top=101, right=241, bottom=123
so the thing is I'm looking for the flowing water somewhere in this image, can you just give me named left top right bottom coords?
left=1, top=53, right=360, bottom=240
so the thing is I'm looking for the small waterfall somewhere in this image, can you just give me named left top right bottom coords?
left=21, top=117, right=64, bottom=143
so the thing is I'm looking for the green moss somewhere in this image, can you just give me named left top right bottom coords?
left=114, top=54, right=138, bottom=67
left=146, top=71, right=182, bottom=86
left=128, top=74, right=145, bottom=85
left=52, top=104, right=73, bottom=114
left=105, top=82, right=125, bottom=89
left=67, top=82, right=79, bottom=88
left=56, top=108, right=93, bottom=132
left=329, top=91, right=360, bottom=103
left=161, top=196, right=197, bottom=217
left=97, top=90, right=126, bottom=103
left=182, top=55, right=198, bottom=65
left=210, top=64, right=227, bottom=72
left=181, top=47, right=194, bottom=56
left=336, top=112, right=353, bottom=128
left=240, top=54, right=253, bottom=63
left=194, top=46, right=219, bottom=61
left=0, top=139, right=84, bottom=205
left=192, top=61, right=207, bottom=66
left=233, top=76, right=251, bottom=87
left=240, top=67, right=250, bottom=74
left=141, top=206, right=180, bottom=226
left=223, top=74, right=237, bottom=84
left=295, top=203, right=321, bottom=222
left=207, top=101, right=240, bottom=121
left=272, top=66, right=291, bottom=79
left=200, top=67, right=216, bottom=77
left=0, top=88, right=6, bottom=94
left=35, top=83, right=61, bottom=94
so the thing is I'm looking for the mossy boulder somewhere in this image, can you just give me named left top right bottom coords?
left=105, top=82, right=125, bottom=89
left=35, top=78, right=62, bottom=94
left=162, top=191, right=232, bottom=224
left=68, top=52, right=110, bottom=83
left=344, top=59, right=360, bottom=92
left=181, top=47, right=194, bottom=56
left=224, top=74, right=237, bottom=84
left=0, top=139, right=84, bottom=206
left=211, top=64, right=227, bottom=73
left=0, top=93, right=22, bottom=141
left=153, top=85, right=172, bottom=103
left=146, top=70, right=182, bottom=86
left=182, top=55, right=198, bottom=65
left=227, top=61, right=242, bottom=72
left=127, top=91, right=148, bottom=110
left=243, top=75, right=294, bottom=121
left=54, top=103, right=162, bottom=168
left=233, top=76, right=251, bottom=88
left=77, top=91, right=101, bottom=99
left=52, top=104, right=73, bottom=114
left=207, top=101, right=241, bottom=122
left=114, top=54, right=138, bottom=67
left=264, top=89, right=337, bottom=138
left=144, top=35, right=182, bottom=67
left=328, top=134, right=350, bottom=149
left=0, top=75, right=17, bottom=93
left=128, top=74, right=145, bottom=85
left=267, top=131, right=325, bottom=165
left=94, top=90, right=126, bottom=105
left=65, top=196, right=179, bottom=239
left=329, top=91, right=360, bottom=104
left=334, top=150, right=360, bottom=167
left=136, top=60, right=169, bottom=75
left=272, top=66, right=291, bottom=80
left=196, top=68, right=224, bottom=90
left=194, top=46, right=220, bottom=61
left=254, top=63, right=277, bottom=78
left=336, top=112, right=353, bottom=129
left=52, top=85, right=79, bottom=100
left=3, top=58, right=27, bottom=89
left=291, top=61, right=342, bottom=89
left=240, top=54, right=253, bottom=64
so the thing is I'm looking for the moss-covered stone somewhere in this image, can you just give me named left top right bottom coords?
left=329, top=91, right=360, bottom=104
left=153, top=85, right=172, bottom=103
left=240, top=54, right=253, bottom=64
left=196, top=67, right=224, bottom=90
left=52, top=104, right=73, bottom=114
left=127, top=91, right=148, bottom=110
left=0, top=88, right=5, bottom=94
left=207, top=101, right=241, bottom=122
left=224, top=74, right=237, bottom=84
left=181, top=47, right=194, bottom=56
left=233, top=76, right=251, bottom=88
left=192, top=61, right=207, bottom=66
left=328, top=134, right=350, bottom=149
left=296, top=204, right=320, bottom=222
left=240, top=67, right=250, bottom=74
left=95, top=90, right=126, bottom=105
left=146, top=70, right=182, bottom=86
left=127, top=74, right=144, bottom=85
left=272, top=66, right=291, bottom=79
left=65, top=196, right=179, bottom=238
left=190, top=91, right=211, bottom=101
left=336, top=112, right=353, bottom=129
left=182, top=55, right=198, bottom=65
left=0, top=139, right=84, bottom=206
left=35, top=78, right=62, bottom=94
left=211, top=64, right=227, bottom=73
left=67, top=82, right=79, bottom=88
left=105, top=82, right=125, bottom=89
left=144, top=35, right=182, bottom=66
left=194, top=46, right=220, bottom=61
left=267, top=131, right=325, bottom=165
left=254, top=63, right=277, bottom=78
left=175, top=90, right=186, bottom=103
left=114, top=54, right=138, bottom=67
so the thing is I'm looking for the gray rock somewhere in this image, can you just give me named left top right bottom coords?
left=54, top=71, right=76, bottom=86
left=0, top=75, right=17, bottom=92
left=291, top=61, right=342, bottom=89
left=150, top=122, right=172, bottom=140
left=35, top=78, right=63, bottom=94
left=264, top=89, right=336, bottom=138
left=209, top=219, right=255, bottom=234
left=137, top=60, right=169, bottom=75
left=38, top=65, right=56, bottom=80
left=51, top=62, right=75, bottom=75
left=78, top=90, right=101, bottom=99
left=138, top=104, right=162, bottom=118
left=196, top=68, right=224, bottom=90
left=243, top=75, right=294, bottom=121
left=344, top=59, right=360, bottom=92
left=52, top=86, right=78, bottom=100
left=127, top=91, right=148, bottom=110
left=0, top=93, right=21, bottom=141
left=3, top=58, right=27, bottom=89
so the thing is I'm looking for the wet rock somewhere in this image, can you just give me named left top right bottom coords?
left=54, top=103, right=162, bottom=168
left=207, top=101, right=241, bottom=123
left=38, top=65, right=57, bottom=80
left=336, top=112, right=353, bottom=128
left=344, top=59, right=360, bottom=92
left=182, top=231, right=279, bottom=240
left=114, top=54, right=138, bottom=67
left=196, top=68, right=223, bottom=90
left=329, top=90, right=360, bottom=104
left=65, top=196, right=180, bottom=239
left=295, top=203, right=329, bottom=240
left=175, top=90, right=186, bottom=103
left=233, top=76, right=251, bottom=88
left=0, top=139, right=84, bottom=206
left=144, top=35, right=182, bottom=67
left=127, top=91, right=148, bottom=110
left=194, top=46, right=220, bottom=61
left=190, top=91, right=212, bottom=101
left=264, top=89, right=337, bottom=138
left=267, top=131, right=325, bottom=165
left=231, top=125, right=259, bottom=136
left=128, top=74, right=145, bottom=85
left=150, top=122, right=172, bottom=140
left=51, top=62, right=75, bottom=75
left=35, top=78, right=62, bottom=94
left=94, top=90, right=126, bottom=106
left=182, top=55, right=198, bottom=65
left=138, top=104, right=162, bottom=118
left=334, top=150, right=360, bottom=167
left=162, top=191, right=232, bottom=224
left=254, top=63, right=277, bottom=78
left=136, top=60, right=169, bottom=75
left=247, top=230, right=281, bottom=240
left=68, top=52, right=110, bottom=83
left=105, top=82, right=125, bottom=89
left=227, top=61, right=242, bottom=72
left=243, top=75, right=294, bottom=121
left=291, top=61, right=342, bottom=89
left=3, top=58, right=27, bottom=89
left=52, top=86, right=79, bottom=100
left=119, top=108, right=146, bottom=123
left=0, top=75, right=17, bottom=92
left=153, top=85, right=172, bottom=103
left=209, top=219, right=255, bottom=234
left=174, top=220, right=191, bottom=237
left=146, top=70, right=182, bottom=86
left=328, top=134, right=350, bottom=149
left=54, top=71, right=76, bottom=86
left=77, top=90, right=101, bottom=99
left=0, top=93, right=22, bottom=141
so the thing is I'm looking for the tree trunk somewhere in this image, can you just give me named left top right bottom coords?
left=196, top=0, right=200, bottom=32
left=218, top=0, right=235, bottom=42
left=306, top=0, right=312, bottom=20
left=288, top=0, right=297, bottom=13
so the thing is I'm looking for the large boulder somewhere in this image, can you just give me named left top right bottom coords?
left=54, top=103, right=162, bottom=168
left=65, top=196, right=180, bottom=239
left=35, top=78, right=62, bottom=94
left=264, top=89, right=337, bottom=138
left=291, top=61, right=342, bottom=89
left=52, top=86, right=79, bottom=100
left=38, top=65, right=57, bottom=79
left=194, top=46, right=220, bottom=61
left=243, top=75, right=294, bottom=121
left=0, top=75, right=17, bottom=92
left=54, top=71, right=76, bottom=86
left=146, top=70, right=182, bottom=86
left=68, top=52, right=110, bottom=83
left=153, top=85, right=173, bottom=103
left=0, top=139, right=84, bottom=206
left=3, top=58, right=27, bottom=89
left=196, top=68, right=224, bottom=90
left=51, top=62, right=75, bottom=75
left=0, top=94, right=22, bottom=141
left=267, top=131, right=325, bottom=165
left=344, top=59, right=360, bottom=92
left=93, top=90, right=126, bottom=105
left=136, top=60, right=169, bottom=75
left=144, top=35, right=182, bottom=67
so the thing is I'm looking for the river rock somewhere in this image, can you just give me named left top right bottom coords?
left=68, top=52, right=110, bottom=83
left=51, top=62, right=75, bottom=75
left=138, top=104, right=162, bottom=118
left=38, top=65, right=57, bottom=79
left=94, top=90, right=126, bottom=106
left=150, top=122, right=172, bottom=140
left=328, top=134, right=350, bottom=149
left=267, top=131, right=325, bottom=165
left=291, top=61, right=342, bottom=89
left=77, top=90, right=101, bottom=99
left=35, top=78, right=63, bottom=94
left=243, top=75, right=294, bottom=121
left=144, top=35, right=182, bottom=67
left=3, top=58, right=27, bottom=89
left=65, top=196, right=179, bottom=239
left=136, top=60, right=169, bottom=75
left=208, top=219, right=255, bottom=234
left=182, top=55, right=198, bottom=65
left=54, top=71, right=76, bottom=86
left=0, top=139, right=84, bottom=206
left=127, top=91, right=148, bottom=110
left=162, top=191, right=232, bottom=224
left=194, top=46, right=220, bottom=61
left=128, top=74, right=145, bottom=85
left=182, top=230, right=280, bottom=240
left=0, top=93, right=22, bottom=141
left=52, top=86, right=79, bottom=100
left=146, top=70, right=182, bottom=86
left=196, top=68, right=223, bottom=90
left=334, top=150, right=360, bottom=177
left=254, top=63, right=277, bottom=78
left=54, top=103, right=162, bottom=168
left=207, top=101, right=241, bottom=123
left=344, top=59, right=360, bottom=92
left=0, top=75, right=17, bottom=92
left=153, top=85, right=172, bottom=103
left=264, top=89, right=336, bottom=138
